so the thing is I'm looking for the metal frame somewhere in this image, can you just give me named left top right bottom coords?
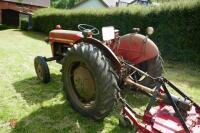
left=119, top=62, right=200, bottom=132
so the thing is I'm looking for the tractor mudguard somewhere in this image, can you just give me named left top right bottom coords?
left=118, top=33, right=159, bottom=65
left=75, top=38, right=122, bottom=72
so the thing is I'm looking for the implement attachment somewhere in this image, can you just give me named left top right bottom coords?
left=118, top=63, right=200, bottom=133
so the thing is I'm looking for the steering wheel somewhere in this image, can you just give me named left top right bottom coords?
left=78, top=24, right=100, bottom=35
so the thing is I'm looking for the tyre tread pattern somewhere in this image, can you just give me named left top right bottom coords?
left=62, top=43, right=119, bottom=120
left=139, top=55, right=163, bottom=88
left=34, top=56, right=50, bottom=83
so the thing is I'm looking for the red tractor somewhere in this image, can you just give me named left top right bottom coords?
left=34, top=24, right=200, bottom=133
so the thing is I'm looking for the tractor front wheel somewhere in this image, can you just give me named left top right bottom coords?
left=62, top=43, right=119, bottom=120
left=34, top=56, right=50, bottom=83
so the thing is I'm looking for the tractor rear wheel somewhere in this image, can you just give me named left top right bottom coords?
left=137, top=55, right=163, bottom=89
left=62, top=43, right=119, bottom=120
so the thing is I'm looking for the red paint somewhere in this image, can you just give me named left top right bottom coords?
left=49, top=30, right=83, bottom=44
left=49, top=29, right=159, bottom=64
left=122, top=104, right=200, bottom=133
left=111, top=33, right=159, bottom=65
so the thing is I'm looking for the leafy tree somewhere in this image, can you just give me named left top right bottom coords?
left=67, top=0, right=75, bottom=8
left=17, top=0, right=23, bottom=3
left=51, top=0, right=77, bottom=9
left=51, top=0, right=68, bottom=9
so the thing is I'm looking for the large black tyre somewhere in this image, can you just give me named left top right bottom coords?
left=137, top=55, right=163, bottom=89
left=62, top=43, right=119, bottom=120
left=34, top=56, right=50, bottom=83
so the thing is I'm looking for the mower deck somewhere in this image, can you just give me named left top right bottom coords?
left=140, top=105, right=200, bottom=133
left=122, top=104, right=200, bottom=133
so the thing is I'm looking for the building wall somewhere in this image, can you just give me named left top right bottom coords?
left=0, top=1, right=45, bottom=26
left=76, top=0, right=106, bottom=9
left=2, top=9, right=19, bottom=26
left=0, top=10, right=2, bottom=24
left=2, top=0, right=50, bottom=7
left=0, top=1, right=42, bottom=14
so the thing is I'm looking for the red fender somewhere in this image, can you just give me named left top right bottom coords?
left=115, top=33, right=159, bottom=65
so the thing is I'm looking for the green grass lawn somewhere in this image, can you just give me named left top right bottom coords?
left=0, top=29, right=200, bottom=133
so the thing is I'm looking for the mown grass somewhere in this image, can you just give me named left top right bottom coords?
left=0, top=29, right=200, bottom=133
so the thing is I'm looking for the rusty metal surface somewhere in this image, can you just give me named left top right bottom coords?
left=73, top=66, right=95, bottom=100
left=124, top=77, right=155, bottom=94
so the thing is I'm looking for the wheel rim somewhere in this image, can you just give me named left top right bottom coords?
left=36, top=64, right=43, bottom=80
left=71, top=63, right=96, bottom=105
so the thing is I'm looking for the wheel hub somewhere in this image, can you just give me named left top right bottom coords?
left=36, top=64, right=43, bottom=80
left=73, top=66, right=95, bottom=101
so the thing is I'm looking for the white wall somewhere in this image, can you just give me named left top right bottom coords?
left=76, top=0, right=106, bottom=9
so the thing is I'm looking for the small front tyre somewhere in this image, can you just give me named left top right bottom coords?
left=34, top=56, right=50, bottom=83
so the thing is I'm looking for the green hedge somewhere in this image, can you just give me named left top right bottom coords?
left=33, top=0, right=200, bottom=64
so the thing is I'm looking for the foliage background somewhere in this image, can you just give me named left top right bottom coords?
left=33, top=0, right=200, bottom=64
left=51, top=0, right=85, bottom=9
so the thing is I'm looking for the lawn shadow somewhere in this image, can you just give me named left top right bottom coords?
left=12, top=71, right=149, bottom=132
left=12, top=29, right=47, bottom=41
left=11, top=103, right=105, bottom=133
left=121, top=89, right=150, bottom=109
left=12, top=74, right=63, bottom=105
left=12, top=76, right=147, bottom=133
left=11, top=100, right=135, bottom=133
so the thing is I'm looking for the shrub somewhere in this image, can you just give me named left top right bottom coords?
left=32, top=0, right=200, bottom=64
left=20, top=19, right=29, bottom=30
left=0, top=24, right=9, bottom=30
